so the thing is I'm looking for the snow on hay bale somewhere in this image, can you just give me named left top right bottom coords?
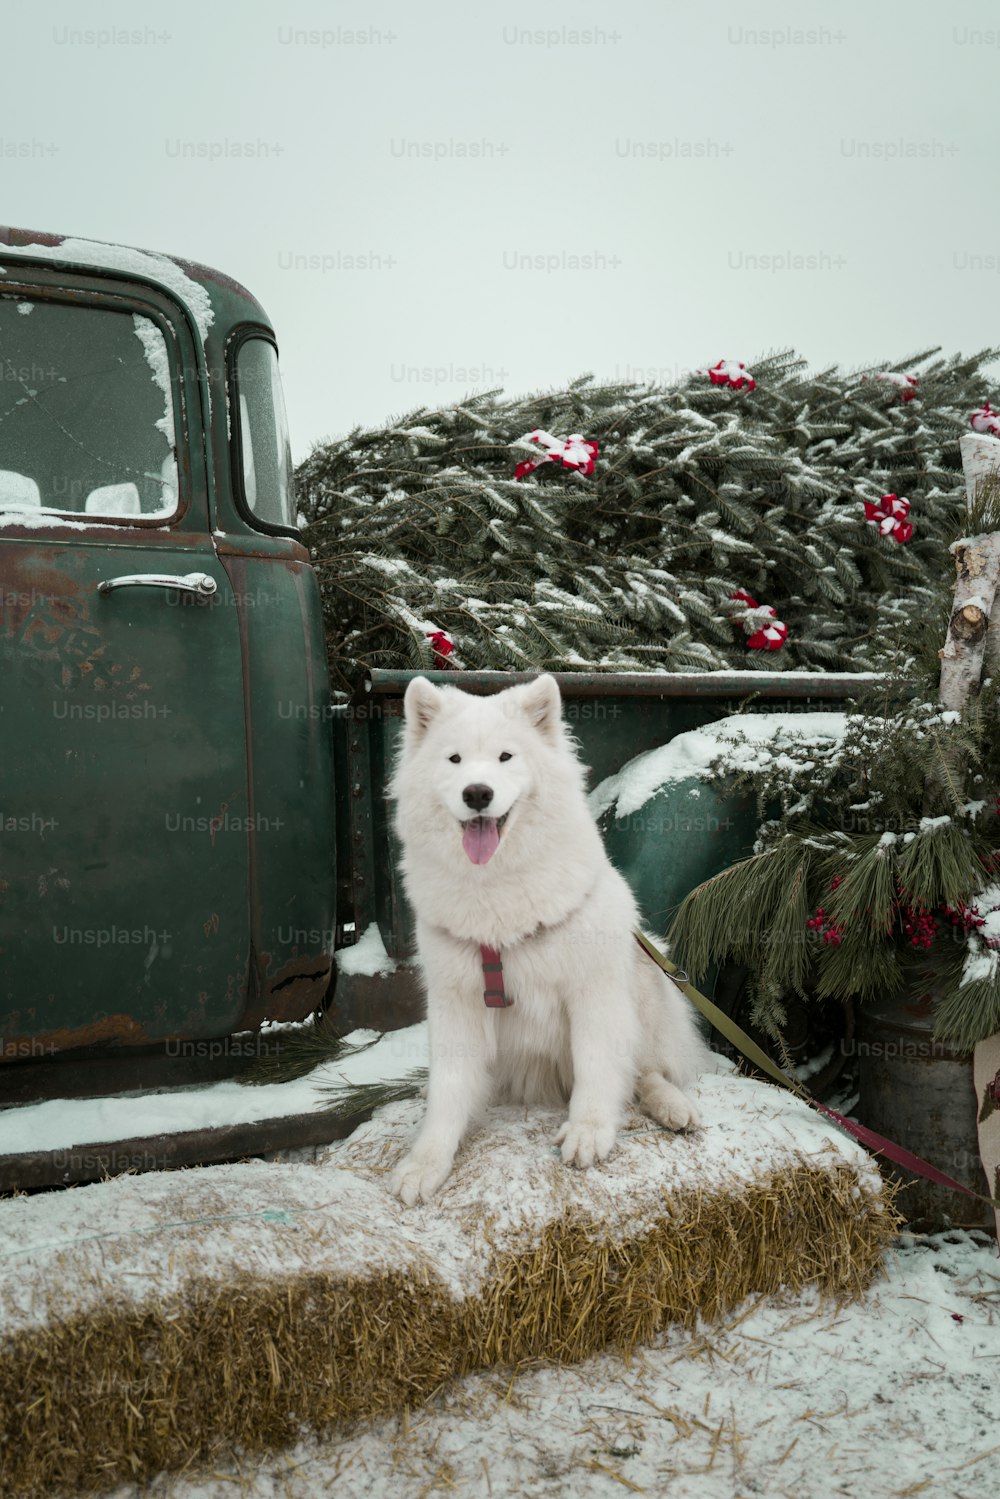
left=0, top=1069, right=899, bottom=1495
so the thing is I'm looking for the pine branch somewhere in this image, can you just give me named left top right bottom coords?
left=320, top=1072, right=427, bottom=1123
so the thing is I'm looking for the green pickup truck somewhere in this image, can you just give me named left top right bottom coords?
left=0, top=229, right=860, bottom=1186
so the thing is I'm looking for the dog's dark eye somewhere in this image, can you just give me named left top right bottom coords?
left=499, top=752, right=512, bottom=762
left=448, top=753, right=461, bottom=764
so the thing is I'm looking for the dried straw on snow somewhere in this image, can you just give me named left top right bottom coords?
left=0, top=1072, right=900, bottom=1496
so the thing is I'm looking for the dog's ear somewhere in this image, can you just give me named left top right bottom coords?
left=403, top=676, right=444, bottom=741
left=510, top=674, right=563, bottom=742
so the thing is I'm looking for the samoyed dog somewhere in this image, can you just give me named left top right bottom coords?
left=389, top=673, right=712, bottom=1206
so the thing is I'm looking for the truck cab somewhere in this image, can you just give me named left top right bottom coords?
left=0, top=229, right=335, bottom=1064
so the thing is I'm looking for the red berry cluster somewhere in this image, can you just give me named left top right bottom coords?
left=806, top=877, right=846, bottom=945
left=900, top=904, right=937, bottom=951
left=805, top=875, right=992, bottom=955
left=940, top=902, right=986, bottom=935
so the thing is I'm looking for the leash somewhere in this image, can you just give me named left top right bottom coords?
left=633, top=929, right=1000, bottom=1216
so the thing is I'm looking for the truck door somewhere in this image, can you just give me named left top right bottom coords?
left=0, top=278, right=251, bottom=1056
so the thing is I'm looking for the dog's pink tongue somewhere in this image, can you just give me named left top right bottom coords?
left=462, top=816, right=500, bottom=865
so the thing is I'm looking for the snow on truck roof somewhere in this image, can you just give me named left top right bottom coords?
left=0, top=227, right=268, bottom=344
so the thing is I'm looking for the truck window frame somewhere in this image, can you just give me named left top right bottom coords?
left=0, top=282, right=189, bottom=529
left=225, top=322, right=300, bottom=539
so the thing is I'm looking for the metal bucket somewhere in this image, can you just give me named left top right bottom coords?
left=856, top=990, right=992, bottom=1230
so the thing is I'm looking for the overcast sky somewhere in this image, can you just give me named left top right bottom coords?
left=5, top=1, right=999, bottom=459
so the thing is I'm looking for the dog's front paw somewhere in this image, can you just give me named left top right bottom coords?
left=641, top=1075, right=702, bottom=1132
left=665, top=1092, right=701, bottom=1132
left=390, top=1145, right=454, bottom=1206
left=554, top=1118, right=617, bottom=1169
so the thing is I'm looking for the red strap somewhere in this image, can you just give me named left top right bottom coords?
left=812, top=1101, right=993, bottom=1204
left=633, top=929, right=1000, bottom=1212
left=480, top=944, right=513, bottom=1008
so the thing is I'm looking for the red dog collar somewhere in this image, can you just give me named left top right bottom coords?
left=480, top=945, right=513, bottom=1007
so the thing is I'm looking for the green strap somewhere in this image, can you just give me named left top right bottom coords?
left=635, top=929, right=811, bottom=1104
left=635, top=928, right=1000, bottom=1214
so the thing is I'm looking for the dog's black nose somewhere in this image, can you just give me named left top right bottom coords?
left=463, top=783, right=494, bottom=812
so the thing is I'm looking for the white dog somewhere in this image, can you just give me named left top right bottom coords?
left=389, top=673, right=712, bottom=1206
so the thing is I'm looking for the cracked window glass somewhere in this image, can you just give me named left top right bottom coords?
left=0, top=296, right=179, bottom=522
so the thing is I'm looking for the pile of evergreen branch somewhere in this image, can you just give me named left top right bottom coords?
left=297, top=348, right=998, bottom=692
left=667, top=678, right=1000, bottom=1051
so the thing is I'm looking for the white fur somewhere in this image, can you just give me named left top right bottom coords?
left=389, top=674, right=713, bottom=1205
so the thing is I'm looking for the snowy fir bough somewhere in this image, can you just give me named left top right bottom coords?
left=297, top=348, right=998, bottom=691
left=669, top=454, right=1000, bottom=1053
left=667, top=675, right=1000, bottom=1053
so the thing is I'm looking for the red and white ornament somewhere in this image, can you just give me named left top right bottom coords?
left=867, top=370, right=919, bottom=403
left=514, top=429, right=598, bottom=481
left=426, top=630, right=455, bottom=668
left=729, top=589, right=787, bottom=650
left=705, top=358, right=755, bottom=391
left=864, top=493, right=912, bottom=544
left=941, top=901, right=986, bottom=936
left=970, top=402, right=1000, bottom=438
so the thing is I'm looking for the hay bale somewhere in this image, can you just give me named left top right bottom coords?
left=0, top=1068, right=899, bottom=1496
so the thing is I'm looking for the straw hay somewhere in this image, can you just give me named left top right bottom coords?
left=0, top=1082, right=901, bottom=1496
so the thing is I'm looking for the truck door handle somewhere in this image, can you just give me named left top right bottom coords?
left=97, top=571, right=218, bottom=598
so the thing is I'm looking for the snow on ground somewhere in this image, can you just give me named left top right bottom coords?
left=4, top=1026, right=996, bottom=1497
left=334, top=923, right=398, bottom=976
left=0, top=1016, right=425, bottom=1157
left=101, top=1230, right=999, bottom=1499
left=3, top=993, right=994, bottom=1498
left=7, top=1050, right=992, bottom=1498
left=0, top=1061, right=880, bottom=1330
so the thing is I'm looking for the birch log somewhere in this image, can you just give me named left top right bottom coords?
left=937, top=435, right=1000, bottom=714
left=960, top=431, right=1000, bottom=676
left=957, top=432, right=1000, bottom=1239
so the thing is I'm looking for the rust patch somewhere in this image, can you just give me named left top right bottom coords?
left=0, top=225, right=66, bottom=250
left=169, top=254, right=268, bottom=313
left=1, top=549, right=153, bottom=693
left=2, top=551, right=101, bottom=674
left=214, top=539, right=310, bottom=564
left=0, top=1012, right=149, bottom=1062
left=332, top=968, right=424, bottom=1035
left=236, top=954, right=333, bottom=1030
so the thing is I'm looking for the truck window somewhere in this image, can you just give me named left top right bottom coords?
left=0, top=295, right=178, bottom=521
left=233, top=336, right=296, bottom=530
